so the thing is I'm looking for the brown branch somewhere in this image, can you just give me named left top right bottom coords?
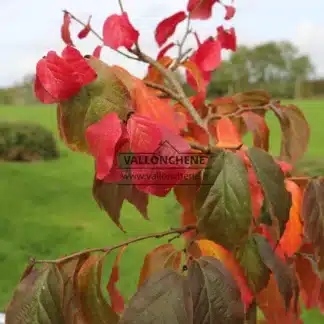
left=207, top=105, right=270, bottom=121
left=63, top=10, right=140, bottom=61
left=144, top=81, right=180, bottom=99
left=118, top=0, right=125, bottom=13
left=35, top=225, right=197, bottom=264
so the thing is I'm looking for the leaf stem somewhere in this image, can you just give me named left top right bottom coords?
left=35, top=225, right=197, bottom=264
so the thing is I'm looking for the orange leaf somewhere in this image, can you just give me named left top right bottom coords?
left=143, top=56, right=173, bottom=85
left=279, top=180, right=303, bottom=257
left=211, top=117, right=242, bottom=148
left=61, top=12, right=74, bottom=46
left=185, top=122, right=209, bottom=146
left=181, top=60, right=205, bottom=94
left=188, top=239, right=254, bottom=310
left=107, top=246, right=127, bottom=313
left=138, top=244, right=182, bottom=287
left=241, top=111, right=270, bottom=151
left=257, top=275, right=302, bottom=323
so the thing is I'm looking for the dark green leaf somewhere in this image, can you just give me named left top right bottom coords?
left=247, top=147, right=291, bottom=236
left=301, top=177, right=324, bottom=277
left=188, top=257, right=245, bottom=324
left=119, top=269, right=193, bottom=324
left=254, top=235, right=298, bottom=311
left=196, top=150, right=252, bottom=250
left=5, top=264, right=65, bottom=324
left=76, top=254, right=119, bottom=324
left=235, top=235, right=270, bottom=293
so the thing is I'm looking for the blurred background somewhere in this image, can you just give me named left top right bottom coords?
left=0, top=0, right=324, bottom=322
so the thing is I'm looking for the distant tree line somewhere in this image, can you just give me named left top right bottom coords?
left=0, top=40, right=323, bottom=105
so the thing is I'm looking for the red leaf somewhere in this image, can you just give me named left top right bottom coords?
left=103, top=13, right=139, bottom=50
left=275, top=159, right=293, bottom=174
left=61, top=46, right=97, bottom=85
left=217, top=26, right=237, bottom=51
left=188, top=239, right=254, bottom=310
left=132, top=126, right=191, bottom=197
left=157, top=43, right=175, bottom=59
left=34, top=76, right=57, bottom=104
left=92, top=45, right=102, bottom=58
left=127, top=114, right=162, bottom=153
left=224, top=5, right=236, bottom=20
left=107, top=246, right=127, bottom=313
left=78, top=16, right=92, bottom=39
left=155, top=11, right=187, bottom=47
left=187, top=0, right=218, bottom=20
left=61, top=12, right=74, bottom=46
left=194, top=38, right=222, bottom=72
left=241, top=111, right=269, bottom=151
left=85, top=113, right=125, bottom=180
left=181, top=60, right=206, bottom=94
left=186, top=122, right=209, bottom=146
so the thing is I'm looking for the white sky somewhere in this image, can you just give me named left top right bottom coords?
left=0, top=0, right=323, bottom=87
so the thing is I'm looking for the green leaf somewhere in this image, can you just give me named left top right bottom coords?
left=254, top=235, right=299, bottom=311
left=301, top=177, right=324, bottom=277
left=235, top=235, right=270, bottom=293
left=76, top=254, right=119, bottom=324
left=119, top=269, right=193, bottom=324
left=5, top=264, right=65, bottom=324
left=246, top=147, right=291, bottom=236
left=188, top=257, right=245, bottom=324
left=196, top=150, right=252, bottom=250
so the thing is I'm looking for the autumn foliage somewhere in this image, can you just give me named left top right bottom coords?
left=5, top=1, right=324, bottom=323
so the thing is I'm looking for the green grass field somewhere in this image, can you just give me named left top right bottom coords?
left=0, top=99, right=324, bottom=322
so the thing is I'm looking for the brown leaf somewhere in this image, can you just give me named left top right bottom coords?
left=271, top=104, right=310, bottom=164
left=138, top=244, right=182, bottom=288
left=232, top=90, right=271, bottom=107
left=241, top=112, right=269, bottom=151
left=107, top=247, right=127, bottom=313
left=77, top=254, right=119, bottom=324
left=254, top=235, right=298, bottom=311
left=301, top=178, right=324, bottom=277
left=119, top=269, right=193, bottom=324
left=188, top=257, right=245, bottom=324
left=5, top=264, right=65, bottom=323
left=92, top=178, right=148, bottom=232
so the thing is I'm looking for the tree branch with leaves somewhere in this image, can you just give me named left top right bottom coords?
left=5, top=0, right=324, bottom=323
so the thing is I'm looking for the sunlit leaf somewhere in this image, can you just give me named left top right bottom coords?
left=61, top=12, right=74, bottom=46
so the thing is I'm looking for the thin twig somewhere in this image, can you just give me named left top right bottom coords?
left=35, top=225, right=197, bottom=264
left=144, top=81, right=180, bottom=99
left=118, top=0, right=125, bottom=13
left=63, top=10, right=140, bottom=61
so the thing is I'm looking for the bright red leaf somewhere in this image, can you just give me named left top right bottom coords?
left=61, top=12, right=74, bottom=46
left=35, top=47, right=97, bottom=103
left=103, top=12, right=139, bottom=50
left=155, top=11, right=187, bottom=47
left=85, top=112, right=125, bottom=180
left=224, top=5, right=236, bottom=20
left=217, top=26, right=237, bottom=51
left=92, top=45, right=102, bottom=58
left=187, top=0, right=218, bottom=20
left=107, top=246, right=127, bottom=313
left=157, top=42, right=175, bottom=59
left=78, top=16, right=92, bottom=39
left=127, top=114, right=162, bottom=153
left=194, top=37, right=222, bottom=72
